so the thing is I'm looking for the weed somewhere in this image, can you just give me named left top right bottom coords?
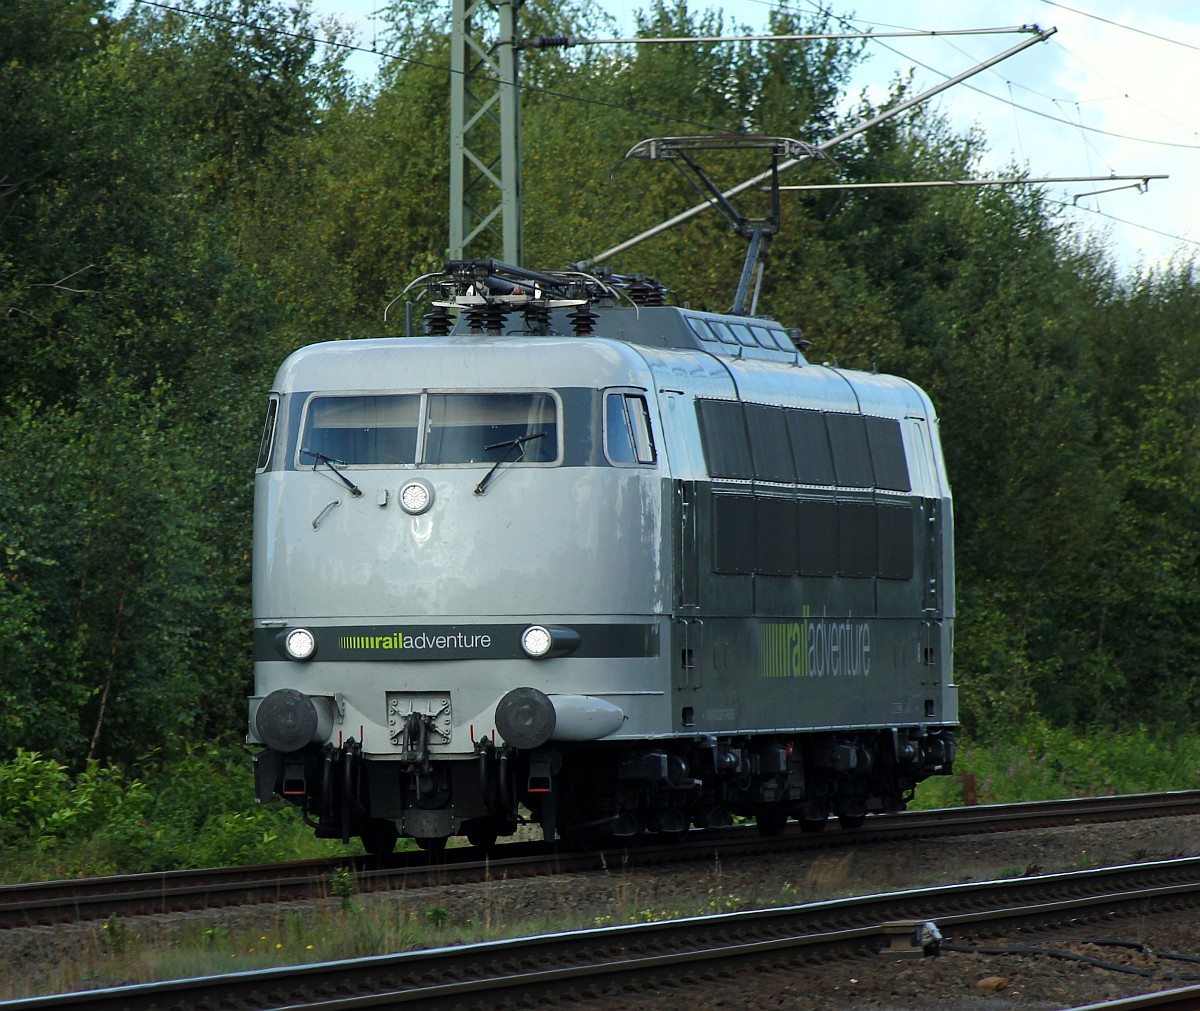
left=331, top=866, right=356, bottom=912
left=100, top=913, right=132, bottom=952
left=704, top=888, right=741, bottom=914
left=628, top=906, right=679, bottom=923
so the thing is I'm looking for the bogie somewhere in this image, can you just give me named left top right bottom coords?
left=259, top=727, right=953, bottom=848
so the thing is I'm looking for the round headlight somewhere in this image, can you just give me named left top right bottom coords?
left=399, top=479, right=434, bottom=515
left=521, top=625, right=553, bottom=658
left=284, top=627, right=317, bottom=661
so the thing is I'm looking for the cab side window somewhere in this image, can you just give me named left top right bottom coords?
left=256, top=397, right=279, bottom=471
left=606, top=393, right=656, bottom=465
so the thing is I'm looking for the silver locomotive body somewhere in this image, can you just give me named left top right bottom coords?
left=249, top=270, right=955, bottom=850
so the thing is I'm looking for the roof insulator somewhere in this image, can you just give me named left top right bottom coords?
left=423, top=305, right=453, bottom=336
left=568, top=305, right=599, bottom=336
left=627, top=277, right=666, bottom=307
left=518, top=35, right=579, bottom=49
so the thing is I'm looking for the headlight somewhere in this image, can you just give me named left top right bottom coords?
left=399, top=478, right=434, bottom=515
left=520, top=624, right=580, bottom=659
left=283, top=627, right=317, bottom=661
left=521, top=625, right=553, bottom=657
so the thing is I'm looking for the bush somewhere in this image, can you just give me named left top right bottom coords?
left=0, top=749, right=72, bottom=850
left=0, top=741, right=345, bottom=881
left=913, top=719, right=1200, bottom=809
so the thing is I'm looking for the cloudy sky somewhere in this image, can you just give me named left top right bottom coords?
left=303, top=1, right=1200, bottom=274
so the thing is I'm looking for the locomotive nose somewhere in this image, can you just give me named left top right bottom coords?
left=255, top=688, right=331, bottom=753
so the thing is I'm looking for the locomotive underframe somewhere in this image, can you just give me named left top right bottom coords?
left=254, top=723, right=954, bottom=851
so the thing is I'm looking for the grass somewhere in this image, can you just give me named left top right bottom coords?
left=0, top=850, right=829, bottom=1000
left=911, top=720, right=1200, bottom=810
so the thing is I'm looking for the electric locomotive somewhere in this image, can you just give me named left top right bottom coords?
left=248, top=259, right=956, bottom=851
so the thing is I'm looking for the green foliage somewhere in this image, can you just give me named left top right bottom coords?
left=0, top=750, right=72, bottom=848
left=914, top=722, right=1200, bottom=809
left=0, top=375, right=236, bottom=761
left=424, top=905, right=450, bottom=929
left=952, top=588, right=1038, bottom=738
left=0, top=749, right=149, bottom=856
left=100, top=913, right=134, bottom=952
left=0, top=743, right=347, bottom=881
left=331, top=866, right=356, bottom=912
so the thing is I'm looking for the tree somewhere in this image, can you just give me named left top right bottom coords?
left=0, top=0, right=352, bottom=765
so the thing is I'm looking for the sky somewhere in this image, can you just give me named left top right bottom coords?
left=303, top=1, right=1200, bottom=275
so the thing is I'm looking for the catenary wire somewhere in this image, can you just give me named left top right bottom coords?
left=786, top=0, right=1200, bottom=150
left=1039, top=0, right=1200, bottom=53
left=131, top=0, right=733, bottom=134
left=134, top=0, right=1200, bottom=255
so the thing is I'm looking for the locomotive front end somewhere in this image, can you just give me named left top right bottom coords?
left=248, top=330, right=669, bottom=851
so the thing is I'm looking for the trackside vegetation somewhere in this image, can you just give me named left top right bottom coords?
left=4, top=0, right=1200, bottom=877
left=1, top=726, right=1198, bottom=882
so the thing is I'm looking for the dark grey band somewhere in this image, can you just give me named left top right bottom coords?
left=254, top=622, right=659, bottom=662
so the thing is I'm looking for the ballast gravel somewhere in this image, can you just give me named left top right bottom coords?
left=5, top=812, right=1200, bottom=1008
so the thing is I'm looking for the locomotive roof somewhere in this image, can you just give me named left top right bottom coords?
left=446, top=304, right=803, bottom=364
left=273, top=327, right=935, bottom=426
left=271, top=260, right=935, bottom=422
left=272, top=333, right=672, bottom=394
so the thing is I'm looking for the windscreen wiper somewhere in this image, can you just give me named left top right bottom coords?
left=300, top=448, right=363, bottom=498
left=474, top=432, right=546, bottom=496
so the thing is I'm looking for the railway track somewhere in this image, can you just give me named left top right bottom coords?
left=1076, top=991, right=1200, bottom=1010
left=6, top=854, right=1200, bottom=1009
left=5, top=790, right=1200, bottom=929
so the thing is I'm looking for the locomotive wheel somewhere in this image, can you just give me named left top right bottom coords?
left=755, top=807, right=788, bottom=837
left=799, top=817, right=828, bottom=832
left=465, top=823, right=498, bottom=849
left=415, top=836, right=448, bottom=855
left=359, top=819, right=399, bottom=856
left=837, top=814, right=866, bottom=830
